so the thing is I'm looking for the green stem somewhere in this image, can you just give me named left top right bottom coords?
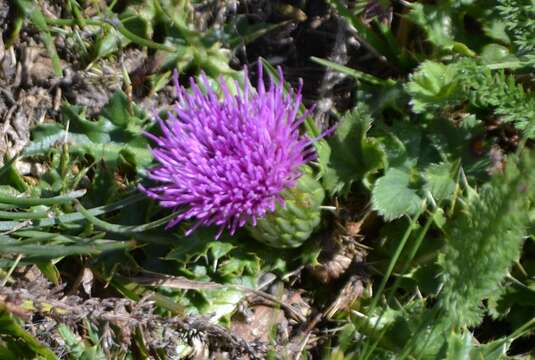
left=369, top=210, right=423, bottom=316
left=363, top=209, right=435, bottom=359
left=114, top=19, right=175, bottom=52
left=360, top=208, right=424, bottom=360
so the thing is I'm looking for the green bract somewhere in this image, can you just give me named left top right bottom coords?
left=247, top=169, right=325, bottom=248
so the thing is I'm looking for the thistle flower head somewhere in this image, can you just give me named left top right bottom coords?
left=141, top=64, right=315, bottom=237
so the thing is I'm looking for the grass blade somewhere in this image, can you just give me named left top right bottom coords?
left=0, top=190, right=86, bottom=207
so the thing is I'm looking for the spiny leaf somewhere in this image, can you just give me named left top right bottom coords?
left=321, top=104, right=385, bottom=195
left=438, top=154, right=535, bottom=327
left=25, top=91, right=152, bottom=168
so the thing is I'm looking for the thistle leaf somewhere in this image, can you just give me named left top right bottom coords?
left=438, top=155, right=534, bottom=327
left=321, top=105, right=385, bottom=195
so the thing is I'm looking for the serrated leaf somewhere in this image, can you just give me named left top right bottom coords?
left=445, top=332, right=473, bottom=360
left=218, top=255, right=260, bottom=277
left=321, top=105, right=385, bottom=195
left=406, top=61, right=459, bottom=113
left=438, top=155, right=534, bottom=327
left=424, top=162, right=457, bottom=202
left=165, top=228, right=215, bottom=264
left=372, top=168, right=423, bottom=221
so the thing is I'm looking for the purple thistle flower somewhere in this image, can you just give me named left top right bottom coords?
left=141, top=64, right=316, bottom=238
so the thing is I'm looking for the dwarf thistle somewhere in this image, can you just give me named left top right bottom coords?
left=141, top=64, right=324, bottom=247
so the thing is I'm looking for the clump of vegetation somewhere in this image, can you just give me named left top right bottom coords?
left=1, top=0, right=534, bottom=359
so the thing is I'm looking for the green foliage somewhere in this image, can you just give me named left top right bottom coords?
left=3, top=0, right=535, bottom=358
left=456, top=58, right=535, bottom=137
left=57, top=324, right=106, bottom=360
left=326, top=0, right=408, bottom=69
left=369, top=121, right=458, bottom=221
left=438, top=156, right=535, bottom=327
left=26, top=90, right=152, bottom=170
left=371, top=167, right=422, bottom=221
left=320, top=104, right=384, bottom=195
left=497, top=0, right=535, bottom=54
left=14, top=0, right=62, bottom=76
left=406, top=58, right=535, bottom=138
left=423, top=162, right=458, bottom=202
left=405, top=61, right=460, bottom=114
left=0, top=309, right=57, bottom=360
left=407, top=3, right=457, bottom=50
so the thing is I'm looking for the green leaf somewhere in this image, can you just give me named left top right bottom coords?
left=0, top=239, right=133, bottom=260
left=93, top=28, right=126, bottom=61
left=311, top=57, right=397, bottom=87
left=406, top=61, right=459, bottom=113
left=57, top=324, right=106, bottom=360
left=470, top=338, right=510, bottom=360
left=99, top=90, right=132, bottom=128
left=15, top=0, right=62, bottom=76
left=165, top=227, right=218, bottom=264
left=482, top=19, right=511, bottom=45
left=497, top=0, right=535, bottom=54
left=326, top=0, right=405, bottom=68
left=407, top=3, right=454, bottom=49
left=0, top=309, right=57, bottom=360
left=36, top=261, right=61, bottom=285
left=321, top=105, right=385, bottom=195
left=372, top=168, right=423, bottom=221
left=26, top=92, right=151, bottom=169
left=480, top=44, right=515, bottom=64
left=423, top=161, right=458, bottom=202
left=438, top=155, right=535, bottom=327
left=120, top=14, right=150, bottom=40
left=444, top=332, right=473, bottom=360
left=207, top=241, right=235, bottom=261
left=218, top=254, right=261, bottom=278
left=0, top=189, right=85, bottom=207
left=0, top=193, right=144, bottom=231
left=0, top=161, right=28, bottom=193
